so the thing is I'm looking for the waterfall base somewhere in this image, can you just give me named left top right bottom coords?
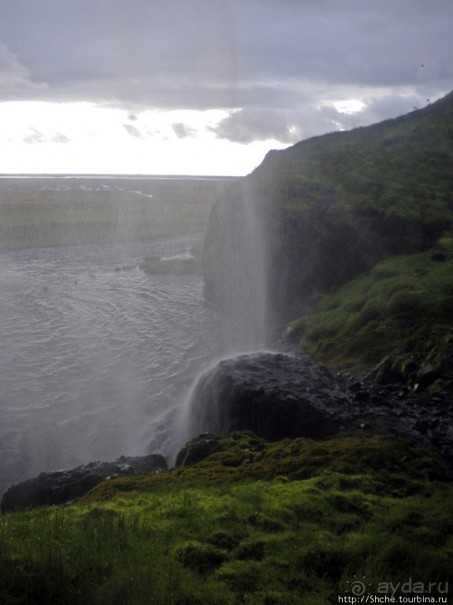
left=185, top=351, right=453, bottom=461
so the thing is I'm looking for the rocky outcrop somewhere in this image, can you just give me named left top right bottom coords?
left=188, top=351, right=352, bottom=441
left=1, top=454, right=167, bottom=514
left=175, top=433, right=224, bottom=467
left=187, top=351, right=453, bottom=462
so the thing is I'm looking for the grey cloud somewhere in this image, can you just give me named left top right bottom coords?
left=212, top=104, right=372, bottom=145
left=23, top=128, right=46, bottom=144
left=212, top=109, right=301, bottom=144
left=1, top=0, right=452, bottom=144
left=237, top=2, right=453, bottom=90
left=52, top=132, right=71, bottom=144
left=123, top=124, right=143, bottom=138
left=0, top=41, right=34, bottom=92
left=172, top=123, right=195, bottom=139
left=0, top=1, right=239, bottom=107
left=210, top=89, right=448, bottom=145
left=2, top=1, right=451, bottom=100
left=23, top=128, right=71, bottom=144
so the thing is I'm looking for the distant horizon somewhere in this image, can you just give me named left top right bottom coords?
left=0, top=173, right=242, bottom=180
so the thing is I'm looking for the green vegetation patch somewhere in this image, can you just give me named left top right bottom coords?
left=83, top=432, right=449, bottom=504
left=254, top=94, right=453, bottom=256
left=291, top=236, right=453, bottom=380
left=1, top=433, right=452, bottom=604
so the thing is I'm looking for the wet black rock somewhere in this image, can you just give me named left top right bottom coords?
left=1, top=454, right=167, bottom=514
left=431, top=249, right=447, bottom=262
left=188, top=351, right=453, bottom=463
left=188, top=352, right=355, bottom=442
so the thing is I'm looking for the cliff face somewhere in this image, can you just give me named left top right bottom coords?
left=203, top=91, right=453, bottom=326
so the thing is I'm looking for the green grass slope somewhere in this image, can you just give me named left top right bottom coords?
left=288, top=235, right=453, bottom=384
left=1, top=432, right=452, bottom=605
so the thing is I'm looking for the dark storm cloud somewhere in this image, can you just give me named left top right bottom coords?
left=1, top=0, right=452, bottom=143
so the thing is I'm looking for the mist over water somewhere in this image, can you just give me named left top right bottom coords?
left=0, top=177, right=270, bottom=496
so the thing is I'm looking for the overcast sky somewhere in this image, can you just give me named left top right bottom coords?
left=0, top=0, right=452, bottom=175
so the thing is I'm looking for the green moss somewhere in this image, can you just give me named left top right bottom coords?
left=175, top=541, right=227, bottom=575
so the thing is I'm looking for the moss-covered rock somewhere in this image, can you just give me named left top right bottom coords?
left=175, top=433, right=224, bottom=467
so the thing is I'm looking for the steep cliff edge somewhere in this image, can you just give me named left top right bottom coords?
left=256, top=91, right=453, bottom=308
left=203, top=91, right=453, bottom=380
left=205, top=92, right=453, bottom=308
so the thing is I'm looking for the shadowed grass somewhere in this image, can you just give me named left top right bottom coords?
left=289, top=236, right=453, bottom=379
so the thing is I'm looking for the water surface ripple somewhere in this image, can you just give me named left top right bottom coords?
left=0, top=236, right=217, bottom=496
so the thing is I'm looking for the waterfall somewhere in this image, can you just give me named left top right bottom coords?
left=202, top=181, right=270, bottom=351
left=174, top=181, right=272, bottom=451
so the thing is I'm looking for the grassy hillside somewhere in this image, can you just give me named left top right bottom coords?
left=247, top=92, right=453, bottom=310
left=254, top=92, right=453, bottom=245
left=288, top=235, right=453, bottom=383
left=1, top=432, right=451, bottom=605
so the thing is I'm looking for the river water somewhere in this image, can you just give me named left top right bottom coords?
left=0, top=235, right=237, bottom=497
